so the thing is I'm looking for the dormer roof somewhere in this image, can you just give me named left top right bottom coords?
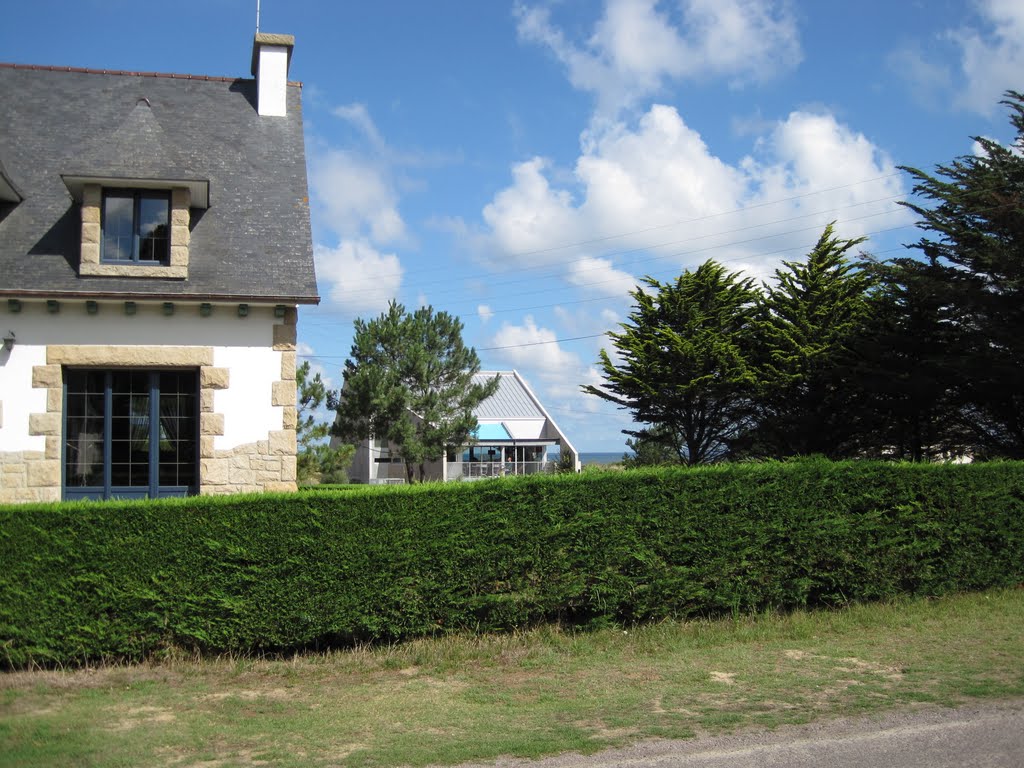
left=0, top=154, right=22, bottom=203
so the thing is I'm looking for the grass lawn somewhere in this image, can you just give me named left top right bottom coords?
left=2, top=588, right=1023, bottom=768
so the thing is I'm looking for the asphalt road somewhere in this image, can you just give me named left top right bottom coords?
left=460, top=700, right=1024, bottom=768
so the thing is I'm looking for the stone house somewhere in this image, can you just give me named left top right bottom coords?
left=0, top=34, right=319, bottom=502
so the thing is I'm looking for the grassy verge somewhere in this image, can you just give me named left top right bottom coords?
left=2, top=589, right=1023, bottom=768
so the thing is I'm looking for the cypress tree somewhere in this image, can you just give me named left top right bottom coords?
left=583, top=261, right=760, bottom=465
left=897, top=91, right=1024, bottom=457
left=748, top=224, right=874, bottom=458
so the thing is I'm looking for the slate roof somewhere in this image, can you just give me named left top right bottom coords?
left=0, top=63, right=318, bottom=303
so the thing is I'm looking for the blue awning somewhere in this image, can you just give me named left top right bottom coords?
left=474, top=422, right=512, bottom=440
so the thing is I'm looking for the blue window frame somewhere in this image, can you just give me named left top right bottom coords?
left=63, top=369, right=198, bottom=500
left=101, top=190, right=170, bottom=263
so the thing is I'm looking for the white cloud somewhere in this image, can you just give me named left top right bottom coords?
left=516, top=0, right=801, bottom=114
left=482, top=157, right=582, bottom=256
left=487, top=316, right=580, bottom=374
left=887, top=46, right=953, bottom=110
left=474, top=105, right=909, bottom=286
left=314, top=239, right=403, bottom=316
left=309, top=149, right=406, bottom=244
left=295, top=342, right=335, bottom=388
left=478, top=304, right=494, bottom=322
left=566, top=256, right=637, bottom=297
left=952, top=0, right=1024, bottom=114
left=332, top=102, right=388, bottom=153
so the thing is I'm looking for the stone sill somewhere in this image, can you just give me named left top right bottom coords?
left=80, top=263, right=187, bottom=279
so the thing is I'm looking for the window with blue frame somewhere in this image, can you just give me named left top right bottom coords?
left=101, top=190, right=170, bottom=263
left=63, top=369, right=198, bottom=500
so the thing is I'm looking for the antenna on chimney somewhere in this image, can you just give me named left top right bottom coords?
left=256, top=0, right=261, bottom=33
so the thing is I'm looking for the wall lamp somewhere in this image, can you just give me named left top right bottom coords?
left=3, top=331, right=14, bottom=351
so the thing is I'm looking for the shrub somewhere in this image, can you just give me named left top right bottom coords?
left=1, top=460, right=1022, bottom=668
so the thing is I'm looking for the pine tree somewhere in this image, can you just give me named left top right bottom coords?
left=334, top=301, right=499, bottom=482
left=582, top=261, right=760, bottom=465
left=295, top=361, right=353, bottom=484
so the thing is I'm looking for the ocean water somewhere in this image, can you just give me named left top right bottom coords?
left=579, top=451, right=628, bottom=466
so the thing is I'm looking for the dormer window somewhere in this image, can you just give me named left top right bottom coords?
left=102, top=190, right=170, bottom=264
left=63, top=175, right=208, bottom=279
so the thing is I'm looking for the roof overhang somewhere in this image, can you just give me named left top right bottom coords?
left=0, top=289, right=320, bottom=305
left=466, top=440, right=556, bottom=447
left=62, top=174, right=210, bottom=209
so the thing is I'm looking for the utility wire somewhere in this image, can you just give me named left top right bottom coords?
left=319, top=195, right=909, bottom=303
left=303, top=212, right=916, bottom=326
left=315, top=172, right=908, bottom=296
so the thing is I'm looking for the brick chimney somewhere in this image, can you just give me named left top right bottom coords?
left=251, top=33, right=294, bottom=117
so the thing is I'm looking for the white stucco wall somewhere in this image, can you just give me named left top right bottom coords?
left=256, top=45, right=289, bottom=117
left=0, top=343, right=47, bottom=452
left=0, top=301, right=287, bottom=454
left=213, top=345, right=283, bottom=449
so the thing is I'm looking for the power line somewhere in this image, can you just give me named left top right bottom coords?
left=314, top=171, right=909, bottom=297
left=319, top=193, right=909, bottom=304
left=295, top=241, right=916, bottom=363
left=477, top=333, right=607, bottom=351
left=303, top=213, right=917, bottom=328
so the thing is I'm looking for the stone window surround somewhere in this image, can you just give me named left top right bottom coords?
left=79, top=183, right=190, bottom=279
left=16, top=311, right=299, bottom=500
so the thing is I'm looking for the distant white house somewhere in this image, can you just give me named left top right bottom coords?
left=341, top=370, right=580, bottom=484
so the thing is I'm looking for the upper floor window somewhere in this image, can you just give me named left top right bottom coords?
left=102, top=190, right=170, bottom=263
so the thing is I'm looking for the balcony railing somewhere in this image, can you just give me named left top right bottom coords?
left=448, top=461, right=552, bottom=480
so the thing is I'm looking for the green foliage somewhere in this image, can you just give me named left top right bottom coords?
left=848, top=258, right=970, bottom=461
left=295, top=361, right=353, bottom=484
left=583, top=261, right=760, bottom=465
left=2, top=460, right=1023, bottom=669
left=621, top=425, right=681, bottom=467
left=897, top=91, right=1024, bottom=458
left=555, top=450, right=578, bottom=474
left=744, top=223, right=874, bottom=457
left=334, top=301, right=499, bottom=482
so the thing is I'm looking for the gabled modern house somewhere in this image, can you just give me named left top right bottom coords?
left=0, top=34, right=319, bottom=503
left=343, top=370, right=581, bottom=484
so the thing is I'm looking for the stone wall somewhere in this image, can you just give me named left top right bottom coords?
left=0, top=450, right=59, bottom=504
left=199, top=309, right=297, bottom=495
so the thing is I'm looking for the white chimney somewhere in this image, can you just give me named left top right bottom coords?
left=251, top=33, right=295, bottom=117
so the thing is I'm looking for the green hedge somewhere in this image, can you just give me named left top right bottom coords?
left=1, top=460, right=1022, bottom=668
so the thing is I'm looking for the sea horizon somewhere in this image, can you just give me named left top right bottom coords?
left=579, top=451, right=629, bottom=465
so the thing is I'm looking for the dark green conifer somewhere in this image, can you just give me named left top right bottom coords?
left=583, top=261, right=760, bottom=465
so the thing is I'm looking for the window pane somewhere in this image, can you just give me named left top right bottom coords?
left=138, top=195, right=169, bottom=262
left=158, top=370, right=197, bottom=488
left=64, top=371, right=106, bottom=487
left=102, top=194, right=133, bottom=262
left=110, top=371, right=149, bottom=487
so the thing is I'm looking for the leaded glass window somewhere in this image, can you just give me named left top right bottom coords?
left=63, top=369, right=198, bottom=500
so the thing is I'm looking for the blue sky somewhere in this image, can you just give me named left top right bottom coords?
left=3, top=1, right=1022, bottom=451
